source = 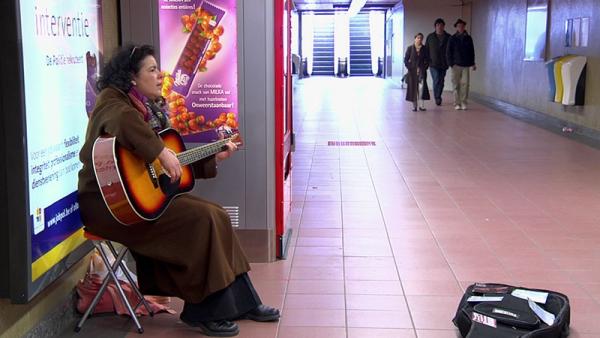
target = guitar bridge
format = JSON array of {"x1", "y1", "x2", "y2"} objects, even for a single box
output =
[{"x1": 146, "y1": 163, "x2": 159, "y2": 188}]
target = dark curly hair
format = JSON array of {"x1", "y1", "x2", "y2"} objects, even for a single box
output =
[{"x1": 96, "y1": 44, "x2": 155, "y2": 92}]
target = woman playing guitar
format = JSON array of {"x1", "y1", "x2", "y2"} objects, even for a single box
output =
[{"x1": 77, "y1": 44, "x2": 279, "y2": 337}]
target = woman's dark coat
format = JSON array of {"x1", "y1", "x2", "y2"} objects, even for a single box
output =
[{"x1": 404, "y1": 44, "x2": 431, "y2": 102}]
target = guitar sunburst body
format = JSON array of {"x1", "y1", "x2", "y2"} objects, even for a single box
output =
[{"x1": 93, "y1": 128, "x2": 236, "y2": 225}]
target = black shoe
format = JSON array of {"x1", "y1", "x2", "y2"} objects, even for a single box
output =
[
  {"x1": 435, "y1": 98, "x2": 442, "y2": 106},
  {"x1": 238, "y1": 304, "x2": 280, "y2": 322},
  {"x1": 412, "y1": 107, "x2": 418, "y2": 112},
  {"x1": 419, "y1": 107, "x2": 427, "y2": 111},
  {"x1": 180, "y1": 313, "x2": 240, "y2": 337}
]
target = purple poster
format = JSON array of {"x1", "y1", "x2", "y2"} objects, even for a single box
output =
[{"x1": 158, "y1": 0, "x2": 238, "y2": 142}]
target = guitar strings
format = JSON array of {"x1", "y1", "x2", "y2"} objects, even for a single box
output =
[{"x1": 154, "y1": 138, "x2": 232, "y2": 175}]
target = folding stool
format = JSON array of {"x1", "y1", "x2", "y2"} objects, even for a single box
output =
[{"x1": 75, "y1": 229, "x2": 153, "y2": 334}]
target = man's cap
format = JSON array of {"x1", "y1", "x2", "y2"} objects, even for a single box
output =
[{"x1": 454, "y1": 18, "x2": 467, "y2": 27}]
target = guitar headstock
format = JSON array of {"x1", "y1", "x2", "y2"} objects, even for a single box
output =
[{"x1": 216, "y1": 126, "x2": 243, "y2": 147}]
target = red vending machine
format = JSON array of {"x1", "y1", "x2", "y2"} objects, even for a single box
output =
[{"x1": 274, "y1": 0, "x2": 294, "y2": 258}]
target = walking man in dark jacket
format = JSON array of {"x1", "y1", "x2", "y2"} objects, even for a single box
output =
[
  {"x1": 446, "y1": 18, "x2": 476, "y2": 110},
  {"x1": 426, "y1": 18, "x2": 451, "y2": 106}
]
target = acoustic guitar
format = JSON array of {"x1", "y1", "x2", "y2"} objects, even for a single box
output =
[{"x1": 92, "y1": 128, "x2": 238, "y2": 225}]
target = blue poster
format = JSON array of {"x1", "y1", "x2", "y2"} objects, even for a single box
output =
[{"x1": 19, "y1": 0, "x2": 103, "y2": 281}]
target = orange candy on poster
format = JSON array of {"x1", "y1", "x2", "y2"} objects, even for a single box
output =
[
  {"x1": 213, "y1": 26, "x2": 224, "y2": 36},
  {"x1": 210, "y1": 41, "x2": 222, "y2": 53},
  {"x1": 201, "y1": 22, "x2": 210, "y2": 32},
  {"x1": 188, "y1": 119, "x2": 199, "y2": 131},
  {"x1": 226, "y1": 118, "x2": 237, "y2": 128},
  {"x1": 205, "y1": 51, "x2": 216, "y2": 60}
]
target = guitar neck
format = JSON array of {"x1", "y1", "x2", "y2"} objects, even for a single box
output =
[{"x1": 176, "y1": 138, "x2": 230, "y2": 166}]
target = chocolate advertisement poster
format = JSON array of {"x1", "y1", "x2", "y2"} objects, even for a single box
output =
[{"x1": 158, "y1": 0, "x2": 238, "y2": 142}]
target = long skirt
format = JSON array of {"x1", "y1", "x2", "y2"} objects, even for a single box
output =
[
  {"x1": 78, "y1": 192, "x2": 251, "y2": 304},
  {"x1": 182, "y1": 273, "x2": 261, "y2": 321},
  {"x1": 405, "y1": 70, "x2": 430, "y2": 107}
]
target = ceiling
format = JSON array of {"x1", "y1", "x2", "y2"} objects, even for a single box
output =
[{"x1": 293, "y1": 0, "x2": 400, "y2": 11}]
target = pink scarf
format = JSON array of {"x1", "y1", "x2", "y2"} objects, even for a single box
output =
[{"x1": 127, "y1": 87, "x2": 149, "y2": 121}]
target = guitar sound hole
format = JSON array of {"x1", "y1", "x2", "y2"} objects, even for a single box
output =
[{"x1": 158, "y1": 174, "x2": 180, "y2": 196}]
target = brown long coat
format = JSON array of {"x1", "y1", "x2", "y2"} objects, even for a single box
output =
[{"x1": 77, "y1": 87, "x2": 250, "y2": 303}]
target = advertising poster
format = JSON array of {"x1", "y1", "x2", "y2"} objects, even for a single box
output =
[
  {"x1": 158, "y1": 0, "x2": 238, "y2": 142},
  {"x1": 19, "y1": 0, "x2": 103, "y2": 281}
]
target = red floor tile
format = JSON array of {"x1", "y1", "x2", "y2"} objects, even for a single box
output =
[
  {"x1": 277, "y1": 326, "x2": 346, "y2": 338},
  {"x1": 399, "y1": 267, "x2": 457, "y2": 281},
  {"x1": 410, "y1": 310, "x2": 457, "y2": 330},
  {"x1": 287, "y1": 280, "x2": 345, "y2": 294},
  {"x1": 345, "y1": 267, "x2": 400, "y2": 281},
  {"x1": 347, "y1": 328, "x2": 416, "y2": 338},
  {"x1": 347, "y1": 310, "x2": 413, "y2": 329},
  {"x1": 346, "y1": 294, "x2": 408, "y2": 311},
  {"x1": 344, "y1": 256, "x2": 396, "y2": 268},
  {"x1": 293, "y1": 246, "x2": 343, "y2": 257},
  {"x1": 345, "y1": 280, "x2": 405, "y2": 295},
  {"x1": 296, "y1": 236, "x2": 343, "y2": 247},
  {"x1": 292, "y1": 255, "x2": 344, "y2": 267},
  {"x1": 290, "y1": 266, "x2": 345, "y2": 280},
  {"x1": 402, "y1": 280, "x2": 463, "y2": 296},
  {"x1": 279, "y1": 309, "x2": 346, "y2": 327},
  {"x1": 284, "y1": 294, "x2": 345, "y2": 310},
  {"x1": 298, "y1": 228, "x2": 343, "y2": 238},
  {"x1": 415, "y1": 329, "x2": 462, "y2": 337}
]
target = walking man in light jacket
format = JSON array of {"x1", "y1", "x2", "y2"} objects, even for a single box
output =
[{"x1": 446, "y1": 18, "x2": 476, "y2": 110}]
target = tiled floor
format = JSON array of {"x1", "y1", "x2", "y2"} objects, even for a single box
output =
[{"x1": 66, "y1": 77, "x2": 600, "y2": 337}]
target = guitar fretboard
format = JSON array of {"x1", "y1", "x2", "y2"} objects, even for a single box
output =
[{"x1": 176, "y1": 138, "x2": 231, "y2": 166}]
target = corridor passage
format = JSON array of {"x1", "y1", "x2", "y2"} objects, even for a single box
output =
[
  {"x1": 68, "y1": 77, "x2": 600, "y2": 337},
  {"x1": 275, "y1": 76, "x2": 600, "y2": 338}
]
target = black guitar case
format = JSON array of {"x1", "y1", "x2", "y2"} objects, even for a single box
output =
[{"x1": 453, "y1": 283, "x2": 570, "y2": 338}]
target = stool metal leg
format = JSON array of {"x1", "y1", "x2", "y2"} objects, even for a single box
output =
[
  {"x1": 75, "y1": 241, "x2": 144, "y2": 334},
  {"x1": 74, "y1": 242, "x2": 121, "y2": 332},
  {"x1": 96, "y1": 242, "x2": 145, "y2": 334},
  {"x1": 106, "y1": 242, "x2": 154, "y2": 316}
]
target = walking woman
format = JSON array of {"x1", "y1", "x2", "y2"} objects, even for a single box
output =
[{"x1": 404, "y1": 33, "x2": 431, "y2": 111}]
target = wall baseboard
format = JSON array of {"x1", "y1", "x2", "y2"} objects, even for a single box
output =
[
  {"x1": 23, "y1": 292, "x2": 79, "y2": 338},
  {"x1": 471, "y1": 92, "x2": 600, "y2": 150},
  {"x1": 234, "y1": 228, "x2": 276, "y2": 263}
]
